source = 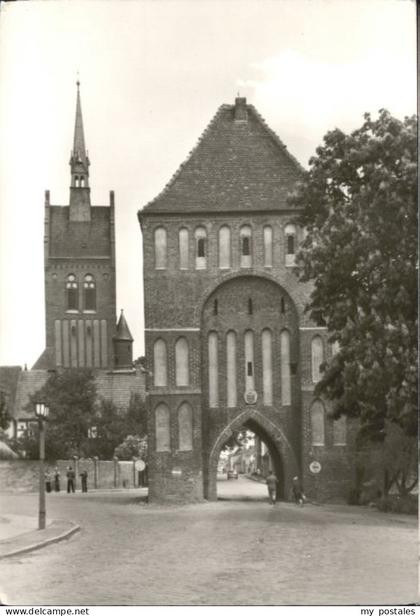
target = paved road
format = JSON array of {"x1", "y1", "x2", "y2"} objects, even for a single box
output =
[{"x1": 0, "y1": 478, "x2": 417, "y2": 605}]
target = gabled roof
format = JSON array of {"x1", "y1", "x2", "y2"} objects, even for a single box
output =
[{"x1": 139, "y1": 98, "x2": 304, "y2": 216}]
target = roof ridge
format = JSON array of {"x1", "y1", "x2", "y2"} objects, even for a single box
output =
[
  {"x1": 247, "y1": 105, "x2": 306, "y2": 174},
  {"x1": 140, "y1": 104, "x2": 228, "y2": 213}
]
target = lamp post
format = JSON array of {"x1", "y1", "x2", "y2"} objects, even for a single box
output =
[{"x1": 35, "y1": 403, "x2": 49, "y2": 530}]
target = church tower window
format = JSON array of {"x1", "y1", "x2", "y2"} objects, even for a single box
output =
[
  {"x1": 154, "y1": 227, "x2": 167, "y2": 269},
  {"x1": 178, "y1": 228, "x2": 189, "y2": 269},
  {"x1": 311, "y1": 400, "x2": 325, "y2": 446},
  {"x1": 218, "y1": 225, "x2": 231, "y2": 269},
  {"x1": 263, "y1": 226, "x2": 273, "y2": 267},
  {"x1": 244, "y1": 330, "x2": 255, "y2": 391},
  {"x1": 153, "y1": 339, "x2": 168, "y2": 387},
  {"x1": 226, "y1": 330, "x2": 237, "y2": 408},
  {"x1": 175, "y1": 337, "x2": 189, "y2": 387},
  {"x1": 66, "y1": 274, "x2": 78, "y2": 311},
  {"x1": 208, "y1": 332, "x2": 218, "y2": 407},
  {"x1": 83, "y1": 274, "x2": 96, "y2": 311},
  {"x1": 285, "y1": 224, "x2": 297, "y2": 266},
  {"x1": 155, "y1": 403, "x2": 170, "y2": 451},
  {"x1": 311, "y1": 336, "x2": 324, "y2": 383},
  {"x1": 280, "y1": 329, "x2": 291, "y2": 405},
  {"x1": 178, "y1": 402, "x2": 193, "y2": 451},
  {"x1": 195, "y1": 227, "x2": 207, "y2": 269},
  {"x1": 240, "y1": 225, "x2": 252, "y2": 267},
  {"x1": 262, "y1": 328, "x2": 273, "y2": 406}
]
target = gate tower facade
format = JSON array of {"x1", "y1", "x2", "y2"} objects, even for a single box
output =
[{"x1": 138, "y1": 97, "x2": 354, "y2": 503}]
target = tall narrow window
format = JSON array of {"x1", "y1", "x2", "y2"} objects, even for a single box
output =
[
  {"x1": 262, "y1": 329, "x2": 273, "y2": 406},
  {"x1": 226, "y1": 331, "x2": 237, "y2": 408},
  {"x1": 208, "y1": 332, "x2": 218, "y2": 407},
  {"x1": 280, "y1": 297, "x2": 286, "y2": 314},
  {"x1": 263, "y1": 226, "x2": 273, "y2": 267},
  {"x1": 66, "y1": 274, "x2": 78, "y2": 311},
  {"x1": 153, "y1": 339, "x2": 167, "y2": 387},
  {"x1": 219, "y1": 226, "x2": 231, "y2": 269},
  {"x1": 175, "y1": 337, "x2": 189, "y2": 387},
  {"x1": 154, "y1": 227, "x2": 167, "y2": 269},
  {"x1": 178, "y1": 402, "x2": 193, "y2": 451},
  {"x1": 285, "y1": 224, "x2": 297, "y2": 266},
  {"x1": 240, "y1": 225, "x2": 252, "y2": 268},
  {"x1": 155, "y1": 403, "x2": 170, "y2": 452},
  {"x1": 248, "y1": 298, "x2": 253, "y2": 315},
  {"x1": 333, "y1": 415, "x2": 347, "y2": 446},
  {"x1": 83, "y1": 274, "x2": 96, "y2": 311},
  {"x1": 280, "y1": 329, "x2": 291, "y2": 405},
  {"x1": 311, "y1": 400, "x2": 325, "y2": 446},
  {"x1": 213, "y1": 299, "x2": 218, "y2": 315},
  {"x1": 195, "y1": 227, "x2": 207, "y2": 269},
  {"x1": 244, "y1": 330, "x2": 255, "y2": 391},
  {"x1": 311, "y1": 336, "x2": 324, "y2": 383},
  {"x1": 179, "y1": 228, "x2": 189, "y2": 269}
]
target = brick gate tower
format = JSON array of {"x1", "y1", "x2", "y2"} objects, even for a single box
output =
[{"x1": 138, "y1": 98, "x2": 354, "y2": 503}]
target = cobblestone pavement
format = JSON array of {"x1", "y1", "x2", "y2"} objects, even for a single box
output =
[{"x1": 0, "y1": 479, "x2": 417, "y2": 606}]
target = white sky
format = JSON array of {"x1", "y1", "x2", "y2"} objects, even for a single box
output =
[{"x1": 0, "y1": 0, "x2": 416, "y2": 367}]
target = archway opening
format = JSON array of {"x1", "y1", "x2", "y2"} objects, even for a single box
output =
[{"x1": 215, "y1": 419, "x2": 284, "y2": 502}]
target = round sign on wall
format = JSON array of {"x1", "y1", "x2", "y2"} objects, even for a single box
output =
[
  {"x1": 135, "y1": 459, "x2": 146, "y2": 472},
  {"x1": 309, "y1": 461, "x2": 322, "y2": 474},
  {"x1": 244, "y1": 390, "x2": 258, "y2": 405}
]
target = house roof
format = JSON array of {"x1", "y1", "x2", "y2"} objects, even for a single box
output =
[{"x1": 139, "y1": 98, "x2": 304, "y2": 216}]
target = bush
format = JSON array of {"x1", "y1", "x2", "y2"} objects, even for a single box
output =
[{"x1": 376, "y1": 495, "x2": 418, "y2": 515}]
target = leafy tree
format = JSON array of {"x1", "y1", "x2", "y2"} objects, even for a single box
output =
[
  {"x1": 0, "y1": 390, "x2": 11, "y2": 431},
  {"x1": 357, "y1": 421, "x2": 417, "y2": 498},
  {"x1": 25, "y1": 369, "x2": 97, "y2": 459},
  {"x1": 290, "y1": 110, "x2": 417, "y2": 439},
  {"x1": 114, "y1": 435, "x2": 147, "y2": 461}
]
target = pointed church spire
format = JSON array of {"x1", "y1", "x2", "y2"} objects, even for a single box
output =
[
  {"x1": 72, "y1": 81, "x2": 88, "y2": 165},
  {"x1": 69, "y1": 80, "x2": 91, "y2": 219},
  {"x1": 115, "y1": 310, "x2": 134, "y2": 341},
  {"x1": 113, "y1": 310, "x2": 134, "y2": 369}
]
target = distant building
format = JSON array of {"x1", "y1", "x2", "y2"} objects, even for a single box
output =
[
  {"x1": 3, "y1": 83, "x2": 144, "y2": 440},
  {"x1": 139, "y1": 97, "x2": 356, "y2": 503}
]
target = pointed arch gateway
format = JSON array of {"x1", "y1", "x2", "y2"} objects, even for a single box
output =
[{"x1": 205, "y1": 408, "x2": 299, "y2": 502}]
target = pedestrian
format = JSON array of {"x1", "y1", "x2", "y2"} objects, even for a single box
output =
[
  {"x1": 266, "y1": 470, "x2": 277, "y2": 505},
  {"x1": 66, "y1": 466, "x2": 75, "y2": 493},
  {"x1": 292, "y1": 476, "x2": 305, "y2": 506},
  {"x1": 45, "y1": 470, "x2": 52, "y2": 493},
  {"x1": 80, "y1": 469, "x2": 88, "y2": 493},
  {"x1": 54, "y1": 467, "x2": 60, "y2": 492}
]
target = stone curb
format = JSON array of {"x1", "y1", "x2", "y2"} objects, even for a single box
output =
[{"x1": 0, "y1": 520, "x2": 80, "y2": 560}]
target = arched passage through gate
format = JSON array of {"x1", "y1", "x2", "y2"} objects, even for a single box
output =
[{"x1": 205, "y1": 408, "x2": 299, "y2": 502}]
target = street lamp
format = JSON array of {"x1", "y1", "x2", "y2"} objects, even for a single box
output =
[{"x1": 35, "y1": 403, "x2": 49, "y2": 530}]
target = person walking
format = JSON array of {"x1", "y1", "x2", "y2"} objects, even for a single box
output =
[
  {"x1": 292, "y1": 476, "x2": 305, "y2": 506},
  {"x1": 80, "y1": 470, "x2": 88, "y2": 493},
  {"x1": 266, "y1": 470, "x2": 277, "y2": 505},
  {"x1": 66, "y1": 466, "x2": 75, "y2": 493},
  {"x1": 54, "y1": 467, "x2": 60, "y2": 492}
]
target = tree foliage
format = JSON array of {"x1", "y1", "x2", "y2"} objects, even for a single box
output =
[
  {"x1": 290, "y1": 110, "x2": 417, "y2": 439},
  {"x1": 20, "y1": 371, "x2": 148, "y2": 460},
  {"x1": 26, "y1": 369, "x2": 97, "y2": 459},
  {"x1": 114, "y1": 435, "x2": 148, "y2": 461}
]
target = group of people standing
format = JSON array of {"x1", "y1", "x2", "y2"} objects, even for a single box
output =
[{"x1": 44, "y1": 466, "x2": 88, "y2": 493}]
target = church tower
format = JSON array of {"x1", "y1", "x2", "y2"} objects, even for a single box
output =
[{"x1": 34, "y1": 82, "x2": 118, "y2": 370}]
